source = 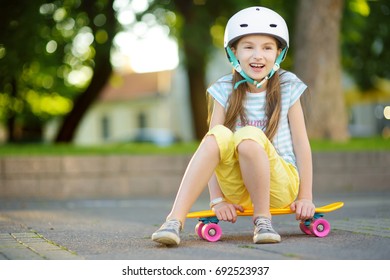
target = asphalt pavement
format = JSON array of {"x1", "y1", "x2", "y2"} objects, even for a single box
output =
[{"x1": 0, "y1": 191, "x2": 389, "y2": 260}]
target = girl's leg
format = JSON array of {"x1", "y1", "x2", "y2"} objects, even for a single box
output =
[
  {"x1": 152, "y1": 125, "x2": 233, "y2": 245},
  {"x1": 236, "y1": 139, "x2": 271, "y2": 219},
  {"x1": 166, "y1": 134, "x2": 220, "y2": 224},
  {"x1": 234, "y1": 127, "x2": 281, "y2": 243},
  {"x1": 237, "y1": 138, "x2": 281, "y2": 243}
]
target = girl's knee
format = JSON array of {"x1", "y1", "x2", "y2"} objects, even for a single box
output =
[
  {"x1": 206, "y1": 125, "x2": 235, "y2": 162},
  {"x1": 236, "y1": 139, "x2": 264, "y2": 157},
  {"x1": 233, "y1": 126, "x2": 268, "y2": 149},
  {"x1": 199, "y1": 135, "x2": 220, "y2": 159},
  {"x1": 208, "y1": 125, "x2": 233, "y2": 138},
  {"x1": 207, "y1": 125, "x2": 234, "y2": 146}
]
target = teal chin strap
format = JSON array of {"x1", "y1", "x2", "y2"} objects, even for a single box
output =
[{"x1": 226, "y1": 47, "x2": 287, "y2": 90}]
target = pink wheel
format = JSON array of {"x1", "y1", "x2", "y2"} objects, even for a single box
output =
[
  {"x1": 299, "y1": 221, "x2": 312, "y2": 235},
  {"x1": 201, "y1": 223, "x2": 222, "y2": 242},
  {"x1": 195, "y1": 222, "x2": 205, "y2": 239},
  {"x1": 310, "y1": 218, "x2": 331, "y2": 237}
]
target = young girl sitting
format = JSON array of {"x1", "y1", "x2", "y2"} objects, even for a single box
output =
[{"x1": 152, "y1": 6, "x2": 315, "y2": 245}]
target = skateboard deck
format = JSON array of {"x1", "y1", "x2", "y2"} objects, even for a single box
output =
[{"x1": 186, "y1": 201, "x2": 344, "y2": 242}]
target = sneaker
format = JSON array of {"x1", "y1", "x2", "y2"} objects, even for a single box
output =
[
  {"x1": 253, "y1": 216, "x2": 281, "y2": 244},
  {"x1": 152, "y1": 219, "x2": 182, "y2": 245}
]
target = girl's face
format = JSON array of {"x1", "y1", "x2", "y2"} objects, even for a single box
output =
[{"x1": 233, "y1": 34, "x2": 281, "y2": 91}]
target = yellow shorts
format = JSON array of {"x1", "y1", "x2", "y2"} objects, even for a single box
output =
[{"x1": 207, "y1": 125, "x2": 299, "y2": 209}]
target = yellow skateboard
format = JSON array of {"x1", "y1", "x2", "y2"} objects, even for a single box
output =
[{"x1": 186, "y1": 201, "x2": 344, "y2": 242}]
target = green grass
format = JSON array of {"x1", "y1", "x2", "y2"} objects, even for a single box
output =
[
  {"x1": 0, "y1": 142, "x2": 199, "y2": 156},
  {"x1": 0, "y1": 137, "x2": 388, "y2": 156},
  {"x1": 309, "y1": 137, "x2": 390, "y2": 151}
]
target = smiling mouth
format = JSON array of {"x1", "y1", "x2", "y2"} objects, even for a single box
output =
[{"x1": 250, "y1": 63, "x2": 265, "y2": 69}]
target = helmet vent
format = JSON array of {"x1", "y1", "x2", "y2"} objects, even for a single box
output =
[
  {"x1": 240, "y1": 24, "x2": 248, "y2": 28},
  {"x1": 270, "y1": 24, "x2": 277, "y2": 28}
]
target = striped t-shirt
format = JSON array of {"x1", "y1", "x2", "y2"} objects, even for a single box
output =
[{"x1": 207, "y1": 70, "x2": 307, "y2": 167}]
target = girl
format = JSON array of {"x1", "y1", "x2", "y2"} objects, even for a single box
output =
[{"x1": 152, "y1": 6, "x2": 315, "y2": 245}]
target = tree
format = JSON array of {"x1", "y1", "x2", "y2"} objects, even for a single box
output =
[
  {"x1": 294, "y1": 0, "x2": 349, "y2": 140},
  {"x1": 0, "y1": 0, "x2": 117, "y2": 143},
  {"x1": 0, "y1": 0, "x2": 51, "y2": 142},
  {"x1": 2, "y1": 0, "x2": 385, "y2": 144},
  {"x1": 342, "y1": 0, "x2": 390, "y2": 90},
  {"x1": 138, "y1": 0, "x2": 232, "y2": 139},
  {"x1": 55, "y1": 0, "x2": 116, "y2": 142}
]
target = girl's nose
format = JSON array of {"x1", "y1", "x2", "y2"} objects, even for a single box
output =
[{"x1": 252, "y1": 48, "x2": 263, "y2": 59}]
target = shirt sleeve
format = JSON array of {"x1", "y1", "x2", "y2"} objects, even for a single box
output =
[
  {"x1": 288, "y1": 74, "x2": 307, "y2": 108},
  {"x1": 290, "y1": 81, "x2": 307, "y2": 107},
  {"x1": 207, "y1": 75, "x2": 232, "y2": 108}
]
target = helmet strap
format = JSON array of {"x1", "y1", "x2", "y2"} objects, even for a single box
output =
[
  {"x1": 266, "y1": 47, "x2": 287, "y2": 80},
  {"x1": 226, "y1": 46, "x2": 288, "y2": 90}
]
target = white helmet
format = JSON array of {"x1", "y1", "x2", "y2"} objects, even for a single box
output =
[
  {"x1": 224, "y1": 6, "x2": 289, "y2": 54},
  {"x1": 224, "y1": 7, "x2": 289, "y2": 89}
]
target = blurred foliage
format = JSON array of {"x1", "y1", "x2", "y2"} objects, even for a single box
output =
[
  {"x1": 0, "y1": 0, "x2": 115, "y2": 142},
  {"x1": 342, "y1": 0, "x2": 390, "y2": 90},
  {"x1": 0, "y1": 0, "x2": 389, "y2": 143}
]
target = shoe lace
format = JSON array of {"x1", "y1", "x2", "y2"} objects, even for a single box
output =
[
  {"x1": 254, "y1": 217, "x2": 273, "y2": 232},
  {"x1": 163, "y1": 219, "x2": 182, "y2": 231}
]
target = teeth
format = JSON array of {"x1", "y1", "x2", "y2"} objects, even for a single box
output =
[{"x1": 250, "y1": 63, "x2": 264, "y2": 68}]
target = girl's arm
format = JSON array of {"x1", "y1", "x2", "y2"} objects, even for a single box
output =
[
  {"x1": 209, "y1": 100, "x2": 226, "y2": 129},
  {"x1": 288, "y1": 97, "x2": 316, "y2": 220},
  {"x1": 207, "y1": 101, "x2": 226, "y2": 200},
  {"x1": 207, "y1": 101, "x2": 243, "y2": 222}
]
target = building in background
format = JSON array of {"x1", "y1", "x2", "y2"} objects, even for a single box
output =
[{"x1": 44, "y1": 68, "x2": 194, "y2": 145}]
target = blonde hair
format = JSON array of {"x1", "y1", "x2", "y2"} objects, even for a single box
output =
[{"x1": 207, "y1": 70, "x2": 282, "y2": 142}]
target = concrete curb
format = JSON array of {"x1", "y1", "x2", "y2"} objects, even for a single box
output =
[{"x1": 1, "y1": 152, "x2": 389, "y2": 200}]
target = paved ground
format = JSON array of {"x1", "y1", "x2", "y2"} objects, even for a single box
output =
[{"x1": 0, "y1": 191, "x2": 389, "y2": 261}]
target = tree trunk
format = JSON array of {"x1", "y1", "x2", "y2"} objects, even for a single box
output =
[
  {"x1": 186, "y1": 61, "x2": 208, "y2": 140},
  {"x1": 175, "y1": 0, "x2": 209, "y2": 140},
  {"x1": 54, "y1": 60, "x2": 112, "y2": 143},
  {"x1": 294, "y1": 0, "x2": 349, "y2": 140},
  {"x1": 55, "y1": 0, "x2": 116, "y2": 143}
]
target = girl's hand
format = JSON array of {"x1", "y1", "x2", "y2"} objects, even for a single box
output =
[
  {"x1": 212, "y1": 202, "x2": 244, "y2": 223},
  {"x1": 290, "y1": 199, "x2": 315, "y2": 221}
]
